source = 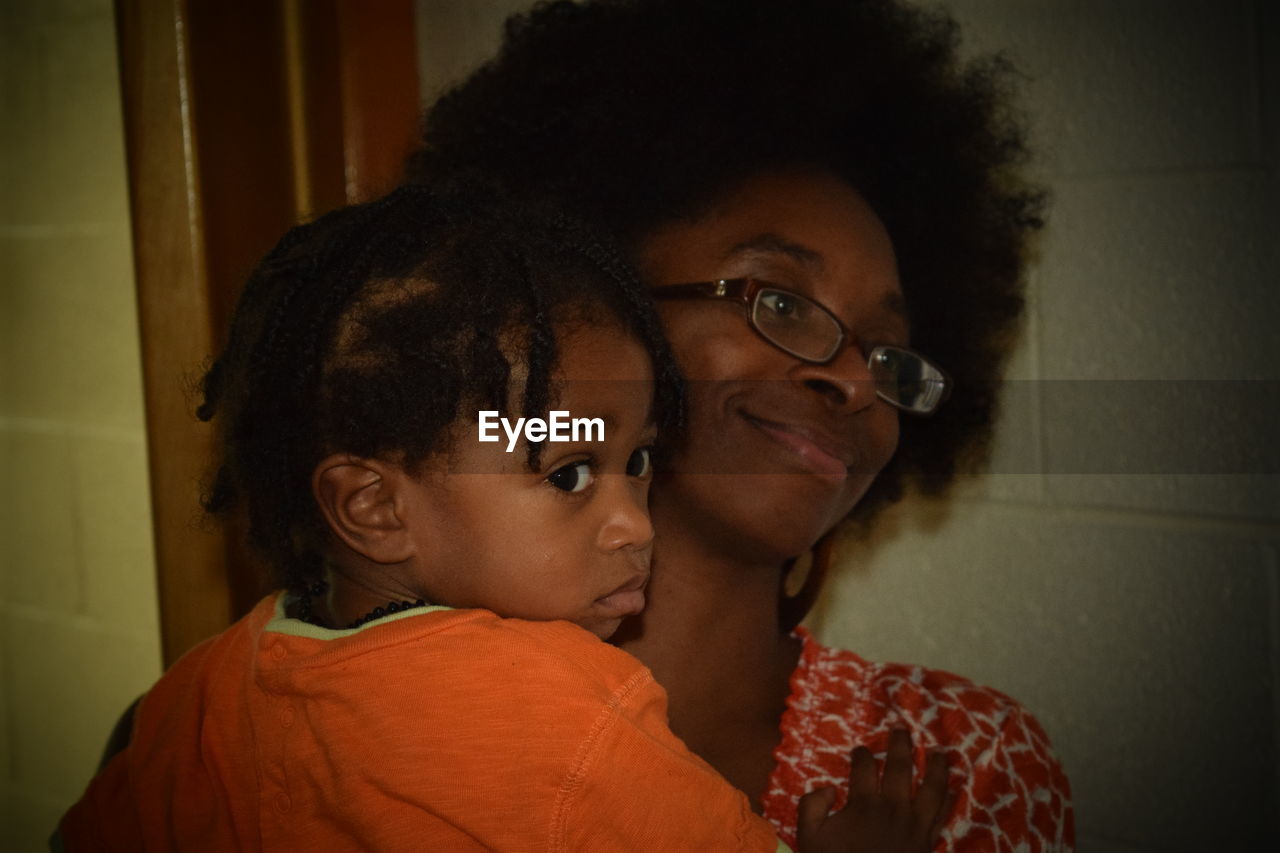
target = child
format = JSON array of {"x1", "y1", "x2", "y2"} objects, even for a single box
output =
[{"x1": 59, "y1": 182, "x2": 949, "y2": 851}]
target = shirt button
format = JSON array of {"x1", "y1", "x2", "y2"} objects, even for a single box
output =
[
  {"x1": 271, "y1": 643, "x2": 287, "y2": 660},
  {"x1": 275, "y1": 792, "x2": 291, "y2": 812},
  {"x1": 280, "y1": 706, "x2": 295, "y2": 728}
]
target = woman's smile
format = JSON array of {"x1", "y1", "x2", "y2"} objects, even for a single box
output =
[{"x1": 739, "y1": 410, "x2": 854, "y2": 483}]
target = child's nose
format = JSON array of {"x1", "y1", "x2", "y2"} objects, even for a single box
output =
[{"x1": 597, "y1": 482, "x2": 655, "y2": 552}]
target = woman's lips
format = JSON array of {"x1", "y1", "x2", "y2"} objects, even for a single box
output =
[{"x1": 744, "y1": 414, "x2": 851, "y2": 482}]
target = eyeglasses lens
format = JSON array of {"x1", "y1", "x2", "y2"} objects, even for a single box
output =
[
  {"x1": 870, "y1": 346, "x2": 947, "y2": 414},
  {"x1": 750, "y1": 288, "x2": 842, "y2": 363},
  {"x1": 747, "y1": 286, "x2": 947, "y2": 414}
]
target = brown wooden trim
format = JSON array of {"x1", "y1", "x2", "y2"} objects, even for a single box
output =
[
  {"x1": 117, "y1": 0, "x2": 420, "y2": 666},
  {"x1": 115, "y1": 0, "x2": 233, "y2": 665},
  {"x1": 283, "y1": 0, "x2": 347, "y2": 219},
  {"x1": 333, "y1": 0, "x2": 421, "y2": 203}
]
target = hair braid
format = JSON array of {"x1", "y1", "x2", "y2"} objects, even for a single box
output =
[{"x1": 200, "y1": 179, "x2": 682, "y2": 588}]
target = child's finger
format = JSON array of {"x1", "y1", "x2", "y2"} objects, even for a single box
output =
[
  {"x1": 848, "y1": 745, "x2": 878, "y2": 797},
  {"x1": 881, "y1": 728, "x2": 915, "y2": 802},
  {"x1": 796, "y1": 785, "x2": 837, "y2": 846},
  {"x1": 912, "y1": 750, "x2": 950, "y2": 823}
]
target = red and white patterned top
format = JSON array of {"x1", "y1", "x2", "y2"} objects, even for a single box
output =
[{"x1": 763, "y1": 627, "x2": 1074, "y2": 852}]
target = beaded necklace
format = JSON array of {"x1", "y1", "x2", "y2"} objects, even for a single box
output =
[{"x1": 293, "y1": 580, "x2": 429, "y2": 630}]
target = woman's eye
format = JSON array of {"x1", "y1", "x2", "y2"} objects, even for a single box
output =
[
  {"x1": 761, "y1": 293, "x2": 797, "y2": 317},
  {"x1": 547, "y1": 461, "x2": 593, "y2": 493},
  {"x1": 626, "y1": 447, "x2": 653, "y2": 479}
]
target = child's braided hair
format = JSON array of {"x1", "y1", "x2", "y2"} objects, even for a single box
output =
[{"x1": 198, "y1": 179, "x2": 683, "y2": 593}]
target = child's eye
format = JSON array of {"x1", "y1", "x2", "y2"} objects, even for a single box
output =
[
  {"x1": 547, "y1": 460, "x2": 594, "y2": 493},
  {"x1": 626, "y1": 447, "x2": 653, "y2": 479}
]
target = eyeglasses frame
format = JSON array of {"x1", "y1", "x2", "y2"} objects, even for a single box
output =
[{"x1": 651, "y1": 278, "x2": 952, "y2": 414}]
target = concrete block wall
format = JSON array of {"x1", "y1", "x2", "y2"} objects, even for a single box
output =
[
  {"x1": 0, "y1": 0, "x2": 162, "y2": 849},
  {"x1": 813, "y1": 1, "x2": 1279, "y2": 850}
]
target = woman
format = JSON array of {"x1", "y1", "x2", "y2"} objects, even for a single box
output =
[{"x1": 409, "y1": 0, "x2": 1072, "y2": 849}]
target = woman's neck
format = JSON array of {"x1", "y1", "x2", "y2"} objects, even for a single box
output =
[
  {"x1": 614, "y1": 501, "x2": 800, "y2": 731},
  {"x1": 614, "y1": 500, "x2": 803, "y2": 807}
]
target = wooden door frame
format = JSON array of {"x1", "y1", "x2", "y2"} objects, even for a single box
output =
[{"x1": 114, "y1": 0, "x2": 420, "y2": 666}]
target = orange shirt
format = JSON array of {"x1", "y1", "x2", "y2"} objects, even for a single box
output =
[{"x1": 61, "y1": 594, "x2": 784, "y2": 852}]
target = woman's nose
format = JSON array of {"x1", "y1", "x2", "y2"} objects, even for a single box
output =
[
  {"x1": 597, "y1": 481, "x2": 655, "y2": 552},
  {"x1": 790, "y1": 346, "x2": 877, "y2": 411}
]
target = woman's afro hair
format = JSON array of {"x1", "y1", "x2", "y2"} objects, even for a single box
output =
[
  {"x1": 408, "y1": 0, "x2": 1045, "y2": 523},
  {"x1": 198, "y1": 178, "x2": 682, "y2": 592}
]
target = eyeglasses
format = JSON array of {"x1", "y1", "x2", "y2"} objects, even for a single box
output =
[{"x1": 652, "y1": 278, "x2": 951, "y2": 415}]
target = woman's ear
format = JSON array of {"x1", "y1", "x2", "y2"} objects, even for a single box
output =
[{"x1": 312, "y1": 455, "x2": 415, "y2": 564}]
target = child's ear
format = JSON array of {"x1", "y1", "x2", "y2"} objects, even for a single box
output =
[{"x1": 312, "y1": 455, "x2": 415, "y2": 564}]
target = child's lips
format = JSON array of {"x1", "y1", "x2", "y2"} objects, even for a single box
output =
[{"x1": 597, "y1": 575, "x2": 648, "y2": 616}]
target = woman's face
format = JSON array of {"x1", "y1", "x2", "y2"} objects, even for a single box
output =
[{"x1": 640, "y1": 168, "x2": 905, "y2": 562}]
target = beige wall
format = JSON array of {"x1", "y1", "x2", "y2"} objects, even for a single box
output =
[
  {"x1": 415, "y1": 0, "x2": 532, "y2": 104},
  {"x1": 0, "y1": 0, "x2": 162, "y2": 849},
  {"x1": 416, "y1": 2, "x2": 1280, "y2": 851}
]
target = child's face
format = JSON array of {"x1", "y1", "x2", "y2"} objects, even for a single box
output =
[{"x1": 402, "y1": 324, "x2": 657, "y2": 639}]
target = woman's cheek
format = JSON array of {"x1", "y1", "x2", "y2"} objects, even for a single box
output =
[
  {"x1": 870, "y1": 406, "x2": 901, "y2": 473},
  {"x1": 663, "y1": 324, "x2": 746, "y2": 382}
]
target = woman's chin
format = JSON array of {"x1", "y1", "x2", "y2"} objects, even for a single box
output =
[{"x1": 655, "y1": 470, "x2": 864, "y2": 565}]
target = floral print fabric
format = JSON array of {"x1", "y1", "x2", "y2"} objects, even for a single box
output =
[{"x1": 763, "y1": 627, "x2": 1074, "y2": 852}]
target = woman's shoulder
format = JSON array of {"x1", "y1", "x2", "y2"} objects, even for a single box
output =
[{"x1": 767, "y1": 627, "x2": 1074, "y2": 852}]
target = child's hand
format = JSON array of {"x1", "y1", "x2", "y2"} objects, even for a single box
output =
[{"x1": 796, "y1": 728, "x2": 952, "y2": 853}]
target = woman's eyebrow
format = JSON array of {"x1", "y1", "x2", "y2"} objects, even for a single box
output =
[
  {"x1": 728, "y1": 233, "x2": 908, "y2": 320},
  {"x1": 725, "y1": 233, "x2": 824, "y2": 271}
]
